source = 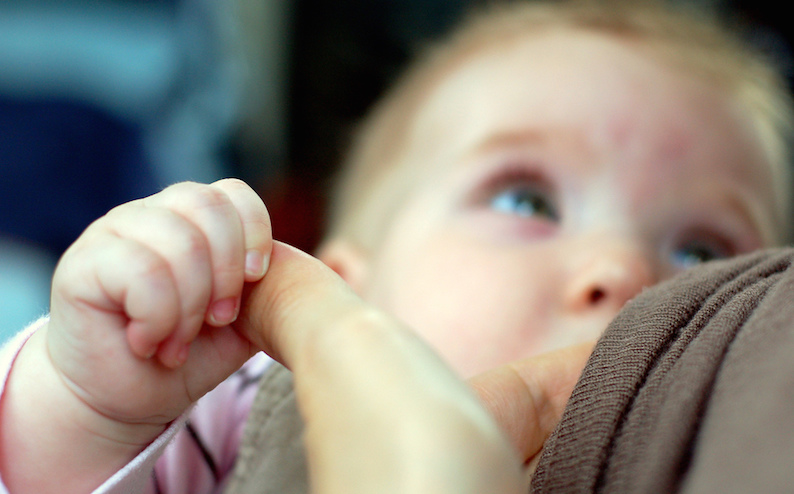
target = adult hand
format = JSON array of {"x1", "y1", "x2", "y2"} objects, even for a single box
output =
[
  {"x1": 237, "y1": 242, "x2": 591, "y2": 493},
  {"x1": 469, "y1": 343, "x2": 593, "y2": 477}
]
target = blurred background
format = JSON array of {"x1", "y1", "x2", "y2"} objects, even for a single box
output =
[{"x1": 1, "y1": 0, "x2": 791, "y2": 340}]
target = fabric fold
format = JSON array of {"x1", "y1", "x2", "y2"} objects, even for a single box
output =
[{"x1": 531, "y1": 248, "x2": 794, "y2": 493}]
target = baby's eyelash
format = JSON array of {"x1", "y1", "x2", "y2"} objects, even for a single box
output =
[
  {"x1": 470, "y1": 163, "x2": 553, "y2": 204},
  {"x1": 670, "y1": 229, "x2": 736, "y2": 265}
]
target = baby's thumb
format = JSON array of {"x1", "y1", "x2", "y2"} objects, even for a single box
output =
[{"x1": 467, "y1": 342, "x2": 594, "y2": 465}]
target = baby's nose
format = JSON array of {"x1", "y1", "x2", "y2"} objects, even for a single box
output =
[{"x1": 564, "y1": 241, "x2": 656, "y2": 315}]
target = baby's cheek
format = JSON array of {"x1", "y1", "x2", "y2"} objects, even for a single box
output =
[{"x1": 409, "y1": 257, "x2": 554, "y2": 374}]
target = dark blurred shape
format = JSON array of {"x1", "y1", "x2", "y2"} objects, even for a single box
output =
[
  {"x1": 268, "y1": 0, "x2": 481, "y2": 252},
  {"x1": 0, "y1": 0, "x2": 252, "y2": 336},
  {"x1": 0, "y1": 98, "x2": 155, "y2": 255},
  {"x1": 1, "y1": 0, "x2": 791, "y2": 336}
]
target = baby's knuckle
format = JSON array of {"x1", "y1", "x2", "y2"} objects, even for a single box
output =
[
  {"x1": 178, "y1": 228, "x2": 211, "y2": 262},
  {"x1": 216, "y1": 177, "x2": 249, "y2": 191},
  {"x1": 133, "y1": 250, "x2": 172, "y2": 284},
  {"x1": 187, "y1": 185, "x2": 232, "y2": 212},
  {"x1": 213, "y1": 262, "x2": 244, "y2": 286}
]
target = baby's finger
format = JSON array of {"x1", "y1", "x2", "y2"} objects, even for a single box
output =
[
  {"x1": 146, "y1": 182, "x2": 246, "y2": 329},
  {"x1": 55, "y1": 233, "x2": 182, "y2": 360},
  {"x1": 100, "y1": 203, "x2": 214, "y2": 367},
  {"x1": 211, "y1": 178, "x2": 272, "y2": 282},
  {"x1": 108, "y1": 244, "x2": 183, "y2": 359}
]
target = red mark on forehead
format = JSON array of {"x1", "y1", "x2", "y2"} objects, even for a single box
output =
[
  {"x1": 599, "y1": 114, "x2": 698, "y2": 212},
  {"x1": 656, "y1": 124, "x2": 693, "y2": 162},
  {"x1": 606, "y1": 116, "x2": 633, "y2": 147},
  {"x1": 604, "y1": 111, "x2": 693, "y2": 162}
]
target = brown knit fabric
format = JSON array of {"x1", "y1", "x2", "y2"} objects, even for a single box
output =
[
  {"x1": 531, "y1": 248, "x2": 794, "y2": 493},
  {"x1": 225, "y1": 249, "x2": 794, "y2": 493},
  {"x1": 224, "y1": 363, "x2": 309, "y2": 494}
]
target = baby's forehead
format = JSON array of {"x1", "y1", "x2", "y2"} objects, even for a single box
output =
[
  {"x1": 424, "y1": 30, "x2": 777, "y2": 156},
  {"x1": 337, "y1": 17, "x2": 792, "y2": 248},
  {"x1": 406, "y1": 30, "x2": 744, "y2": 160},
  {"x1": 387, "y1": 35, "x2": 778, "y2": 231}
]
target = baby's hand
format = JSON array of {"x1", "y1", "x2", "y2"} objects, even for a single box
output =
[
  {"x1": 0, "y1": 179, "x2": 272, "y2": 493},
  {"x1": 48, "y1": 178, "x2": 271, "y2": 428}
]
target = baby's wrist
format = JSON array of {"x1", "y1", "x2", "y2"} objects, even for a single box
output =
[{"x1": 2, "y1": 328, "x2": 165, "y2": 489}]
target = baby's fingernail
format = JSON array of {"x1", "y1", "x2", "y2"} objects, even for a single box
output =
[
  {"x1": 160, "y1": 342, "x2": 191, "y2": 369},
  {"x1": 169, "y1": 344, "x2": 191, "y2": 368},
  {"x1": 177, "y1": 344, "x2": 190, "y2": 365},
  {"x1": 245, "y1": 250, "x2": 269, "y2": 278},
  {"x1": 143, "y1": 342, "x2": 158, "y2": 359},
  {"x1": 209, "y1": 297, "x2": 240, "y2": 326}
]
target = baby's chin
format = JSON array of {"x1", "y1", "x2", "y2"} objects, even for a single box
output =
[{"x1": 453, "y1": 332, "x2": 605, "y2": 378}]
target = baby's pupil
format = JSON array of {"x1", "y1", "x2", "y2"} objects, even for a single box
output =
[
  {"x1": 492, "y1": 187, "x2": 557, "y2": 220},
  {"x1": 676, "y1": 244, "x2": 720, "y2": 267}
]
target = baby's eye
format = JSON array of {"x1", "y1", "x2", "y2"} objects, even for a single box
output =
[
  {"x1": 489, "y1": 184, "x2": 559, "y2": 221},
  {"x1": 671, "y1": 238, "x2": 731, "y2": 269}
]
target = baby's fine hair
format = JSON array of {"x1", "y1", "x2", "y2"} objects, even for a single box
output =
[{"x1": 325, "y1": 0, "x2": 794, "y2": 249}]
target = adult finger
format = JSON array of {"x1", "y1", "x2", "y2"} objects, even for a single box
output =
[
  {"x1": 235, "y1": 241, "x2": 361, "y2": 364},
  {"x1": 235, "y1": 242, "x2": 524, "y2": 494},
  {"x1": 467, "y1": 342, "x2": 594, "y2": 465},
  {"x1": 211, "y1": 178, "x2": 272, "y2": 282}
]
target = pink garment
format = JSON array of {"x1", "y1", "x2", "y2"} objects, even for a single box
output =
[{"x1": 0, "y1": 317, "x2": 271, "y2": 494}]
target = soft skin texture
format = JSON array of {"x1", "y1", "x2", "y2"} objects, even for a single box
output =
[
  {"x1": 0, "y1": 28, "x2": 782, "y2": 494},
  {"x1": 325, "y1": 30, "x2": 777, "y2": 378},
  {"x1": 237, "y1": 242, "x2": 595, "y2": 493},
  {"x1": 0, "y1": 180, "x2": 272, "y2": 493},
  {"x1": 0, "y1": 180, "x2": 589, "y2": 494}
]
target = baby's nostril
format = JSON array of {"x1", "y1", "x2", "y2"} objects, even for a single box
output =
[{"x1": 589, "y1": 288, "x2": 606, "y2": 304}]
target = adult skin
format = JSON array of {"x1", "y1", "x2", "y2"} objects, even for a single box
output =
[{"x1": 237, "y1": 242, "x2": 592, "y2": 494}]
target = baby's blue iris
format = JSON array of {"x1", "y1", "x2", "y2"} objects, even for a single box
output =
[
  {"x1": 672, "y1": 241, "x2": 726, "y2": 268},
  {"x1": 490, "y1": 185, "x2": 559, "y2": 221}
]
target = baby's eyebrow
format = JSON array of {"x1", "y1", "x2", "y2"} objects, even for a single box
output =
[
  {"x1": 473, "y1": 129, "x2": 549, "y2": 155},
  {"x1": 470, "y1": 127, "x2": 594, "y2": 165},
  {"x1": 680, "y1": 185, "x2": 772, "y2": 243},
  {"x1": 721, "y1": 189, "x2": 778, "y2": 244}
]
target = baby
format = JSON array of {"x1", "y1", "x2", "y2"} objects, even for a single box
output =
[{"x1": 1, "y1": 0, "x2": 791, "y2": 492}]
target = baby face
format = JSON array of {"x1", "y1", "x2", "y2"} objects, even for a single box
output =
[{"x1": 351, "y1": 30, "x2": 778, "y2": 377}]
